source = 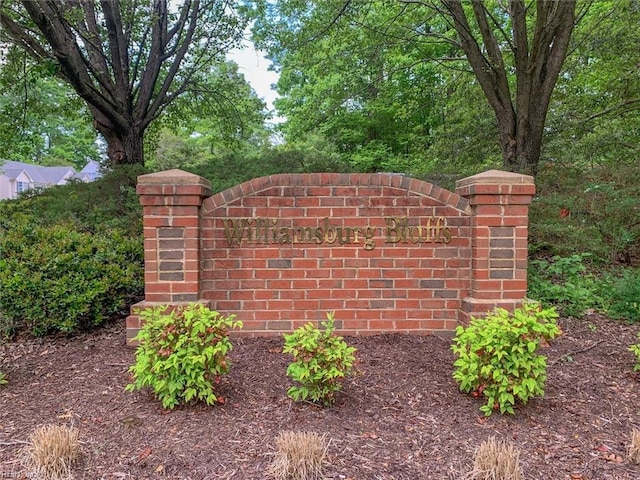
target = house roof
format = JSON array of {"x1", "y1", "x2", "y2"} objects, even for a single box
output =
[
  {"x1": 1, "y1": 160, "x2": 75, "y2": 185},
  {"x1": 2, "y1": 167, "x2": 34, "y2": 182},
  {"x1": 79, "y1": 160, "x2": 101, "y2": 175}
]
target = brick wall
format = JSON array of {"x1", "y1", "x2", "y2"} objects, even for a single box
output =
[{"x1": 126, "y1": 169, "x2": 534, "y2": 343}]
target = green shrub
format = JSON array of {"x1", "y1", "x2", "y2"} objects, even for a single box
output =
[
  {"x1": 452, "y1": 302, "x2": 561, "y2": 416},
  {"x1": 126, "y1": 304, "x2": 242, "y2": 409},
  {"x1": 606, "y1": 269, "x2": 640, "y2": 323},
  {"x1": 0, "y1": 222, "x2": 143, "y2": 337},
  {"x1": 283, "y1": 312, "x2": 357, "y2": 407},
  {"x1": 527, "y1": 254, "x2": 604, "y2": 317},
  {"x1": 0, "y1": 371, "x2": 7, "y2": 386},
  {"x1": 630, "y1": 333, "x2": 640, "y2": 372}
]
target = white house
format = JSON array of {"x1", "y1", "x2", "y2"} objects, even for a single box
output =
[{"x1": 0, "y1": 160, "x2": 102, "y2": 200}]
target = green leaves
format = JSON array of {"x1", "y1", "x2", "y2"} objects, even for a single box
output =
[
  {"x1": 126, "y1": 304, "x2": 242, "y2": 410},
  {"x1": 629, "y1": 334, "x2": 640, "y2": 372},
  {"x1": 0, "y1": 49, "x2": 101, "y2": 167},
  {"x1": 606, "y1": 269, "x2": 640, "y2": 323},
  {"x1": 0, "y1": 221, "x2": 143, "y2": 337},
  {"x1": 452, "y1": 302, "x2": 561, "y2": 416},
  {"x1": 283, "y1": 312, "x2": 357, "y2": 407},
  {"x1": 527, "y1": 254, "x2": 597, "y2": 317},
  {"x1": 251, "y1": 0, "x2": 447, "y2": 174}
]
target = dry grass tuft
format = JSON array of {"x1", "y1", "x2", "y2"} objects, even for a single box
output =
[
  {"x1": 470, "y1": 436, "x2": 524, "y2": 480},
  {"x1": 21, "y1": 424, "x2": 82, "y2": 480},
  {"x1": 628, "y1": 428, "x2": 640, "y2": 464},
  {"x1": 267, "y1": 430, "x2": 329, "y2": 480}
]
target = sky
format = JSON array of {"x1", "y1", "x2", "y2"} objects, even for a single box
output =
[{"x1": 228, "y1": 40, "x2": 282, "y2": 124}]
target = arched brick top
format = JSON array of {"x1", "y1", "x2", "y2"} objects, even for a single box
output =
[{"x1": 201, "y1": 173, "x2": 471, "y2": 216}]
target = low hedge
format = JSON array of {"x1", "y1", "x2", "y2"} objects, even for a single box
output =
[{"x1": 0, "y1": 221, "x2": 143, "y2": 337}]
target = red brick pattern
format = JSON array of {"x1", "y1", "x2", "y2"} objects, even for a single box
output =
[
  {"x1": 126, "y1": 169, "x2": 534, "y2": 343},
  {"x1": 199, "y1": 173, "x2": 471, "y2": 337}
]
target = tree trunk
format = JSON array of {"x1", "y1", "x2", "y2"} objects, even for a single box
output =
[
  {"x1": 499, "y1": 115, "x2": 545, "y2": 177},
  {"x1": 91, "y1": 109, "x2": 145, "y2": 166},
  {"x1": 441, "y1": 0, "x2": 576, "y2": 177}
]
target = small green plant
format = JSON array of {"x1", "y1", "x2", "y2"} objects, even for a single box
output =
[
  {"x1": 607, "y1": 269, "x2": 640, "y2": 323},
  {"x1": 527, "y1": 253, "x2": 603, "y2": 317},
  {"x1": 126, "y1": 304, "x2": 242, "y2": 409},
  {"x1": 283, "y1": 312, "x2": 357, "y2": 407},
  {"x1": 452, "y1": 302, "x2": 561, "y2": 416},
  {"x1": 629, "y1": 333, "x2": 640, "y2": 372},
  {"x1": 0, "y1": 371, "x2": 7, "y2": 385}
]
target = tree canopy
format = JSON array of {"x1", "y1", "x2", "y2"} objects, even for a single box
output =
[
  {"x1": 0, "y1": 47, "x2": 101, "y2": 168},
  {"x1": 251, "y1": 0, "x2": 611, "y2": 176},
  {"x1": 0, "y1": 0, "x2": 249, "y2": 166},
  {"x1": 1, "y1": 0, "x2": 637, "y2": 183}
]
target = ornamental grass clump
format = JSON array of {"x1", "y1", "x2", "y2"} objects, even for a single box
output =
[
  {"x1": 452, "y1": 302, "x2": 561, "y2": 416},
  {"x1": 21, "y1": 424, "x2": 82, "y2": 480},
  {"x1": 628, "y1": 428, "x2": 640, "y2": 464},
  {"x1": 283, "y1": 312, "x2": 357, "y2": 407},
  {"x1": 470, "y1": 436, "x2": 524, "y2": 480},
  {"x1": 126, "y1": 303, "x2": 242, "y2": 409},
  {"x1": 267, "y1": 431, "x2": 328, "y2": 480}
]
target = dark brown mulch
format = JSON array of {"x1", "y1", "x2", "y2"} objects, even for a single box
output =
[{"x1": 1, "y1": 314, "x2": 640, "y2": 480}]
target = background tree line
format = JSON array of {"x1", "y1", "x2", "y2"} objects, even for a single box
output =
[{"x1": 0, "y1": 1, "x2": 636, "y2": 178}]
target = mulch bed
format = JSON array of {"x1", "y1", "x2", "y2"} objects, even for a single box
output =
[{"x1": 1, "y1": 314, "x2": 640, "y2": 480}]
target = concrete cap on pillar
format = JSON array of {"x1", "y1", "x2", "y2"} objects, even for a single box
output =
[
  {"x1": 455, "y1": 169, "x2": 534, "y2": 189},
  {"x1": 138, "y1": 169, "x2": 212, "y2": 188}
]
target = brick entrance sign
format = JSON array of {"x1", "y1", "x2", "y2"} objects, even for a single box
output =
[{"x1": 126, "y1": 170, "x2": 535, "y2": 343}]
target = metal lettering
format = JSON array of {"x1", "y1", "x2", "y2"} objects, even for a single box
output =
[{"x1": 221, "y1": 217, "x2": 455, "y2": 250}]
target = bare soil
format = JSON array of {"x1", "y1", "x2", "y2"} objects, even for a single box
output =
[{"x1": 1, "y1": 314, "x2": 640, "y2": 480}]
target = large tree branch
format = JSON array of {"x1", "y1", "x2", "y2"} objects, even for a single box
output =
[
  {"x1": 484, "y1": 4, "x2": 515, "y2": 52},
  {"x1": 141, "y1": 1, "x2": 201, "y2": 125},
  {"x1": 470, "y1": 1, "x2": 505, "y2": 75},
  {"x1": 166, "y1": 0, "x2": 192, "y2": 49},
  {"x1": 75, "y1": 1, "x2": 109, "y2": 76},
  {"x1": 134, "y1": 0, "x2": 169, "y2": 121},
  {"x1": 100, "y1": 0, "x2": 130, "y2": 105},
  {"x1": 67, "y1": 1, "x2": 116, "y2": 100},
  {"x1": 441, "y1": 0, "x2": 514, "y2": 125},
  {"x1": 0, "y1": 10, "x2": 50, "y2": 61},
  {"x1": 510, "y1": 0, "x2": 531, "y2": 127},
  {"x1": 509, "y1": 1, "x2": 529, "y2": 73},
  {"x1": 529, "y1": 1, "x2": 575, "y2": 109},
  {"x1": 129, "y1": 22, "x2": 152, "y2": 94},
  {"x1": 20, "y1": 0, "x2": 129, "y2": 131},
  {"x1": 587, "y1": 98, "x2": 640, "y2": 121}
]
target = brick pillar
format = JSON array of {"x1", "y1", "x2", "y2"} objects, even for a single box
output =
[
  {"x1": 455, "y1": 170, "x2": 535, "y2": 323},
  {"x1": 126, "y1": 169, "x2": 211, "y2": 344}
]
